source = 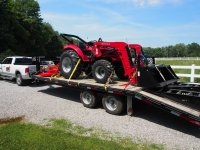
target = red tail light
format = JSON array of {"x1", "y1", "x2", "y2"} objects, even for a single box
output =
[
  {"x1": 25, "y1": 68, "x2": 29, "y2": 73},
  {"x1": 180, "y1": 114, "x2": 200, "y2": 126}
]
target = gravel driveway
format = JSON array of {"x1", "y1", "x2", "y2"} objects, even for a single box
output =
[{"x1": 0, "y1": 80, "x2": 199, "y2": 149}]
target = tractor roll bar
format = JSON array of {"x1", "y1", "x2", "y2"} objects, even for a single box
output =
[{"x1": 60, "y1": 33, "x2": 87, "y2": 44}]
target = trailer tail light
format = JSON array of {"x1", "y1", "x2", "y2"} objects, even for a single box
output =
[
  {"x1": 25, "y1": 68, "x2": 29, "y2": 73},
  {"x1": 113, "y1": 91, "x2": 123, "y2": 95},
  {"x1": 180, "y1": 114, "x2": 200, "y2": 126}
]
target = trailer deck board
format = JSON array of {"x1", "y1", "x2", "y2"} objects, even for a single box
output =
[{"x1": 34, "y1": 75, "x2": 200, "y2": 122}]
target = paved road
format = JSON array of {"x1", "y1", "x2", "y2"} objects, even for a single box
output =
[{"x1": 0, "y1": 80, "x2": 199, "y2": 149}]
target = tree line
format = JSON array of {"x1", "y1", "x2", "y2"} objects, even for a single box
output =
[
  {"x1": 0, "y1": 0, "x2": 63, "y2": 61},
  {"x1": 143, "y1": 43, "x2": 200, "y2": 58},
  {"x1": 0, "y1": 0, "x2": 200, "y2": 62}
]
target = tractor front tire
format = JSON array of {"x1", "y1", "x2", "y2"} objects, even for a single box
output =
[
  {"x1": 60, "y1": 50, "x2": 82, "y2": 79},
  {"x1": 92, "y1": 60, "x2": 113, "y2": 84}
]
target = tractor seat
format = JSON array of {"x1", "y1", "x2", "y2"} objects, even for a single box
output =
[
  {"x1": 77, "y1": 41, "x2": 87, "y2": 52},
  {"x1": 76, "y1": 41, "x2": 92, "y2": 57}
]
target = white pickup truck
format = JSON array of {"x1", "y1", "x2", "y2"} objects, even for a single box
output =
[{"x1": 0, "y1": 56, "x2": 36, "y2": 86}]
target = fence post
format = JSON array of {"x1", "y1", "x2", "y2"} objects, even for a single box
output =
[{"x1": 191, "y1": 64, "x2": 195, "y2": 82}]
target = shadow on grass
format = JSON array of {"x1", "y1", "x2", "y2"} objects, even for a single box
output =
[{"x1": 38, "y1": 85, "x2": 200, "y2": 138}]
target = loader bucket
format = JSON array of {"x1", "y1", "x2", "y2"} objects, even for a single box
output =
[{"x1": 137, "y1": 65, "x2": 179, "y2": 88}]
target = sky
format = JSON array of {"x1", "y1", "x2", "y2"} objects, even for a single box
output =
[{"x1": 37, "y1": 0, "x2": 200, "y2": 47}]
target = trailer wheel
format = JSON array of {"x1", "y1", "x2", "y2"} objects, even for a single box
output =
[
  {"x1": 16, "y1": 73, "x2": 25, "y2": 86},
  {"x1": 92, "y1": 60, "x2": 113, "y2": 84},
  {"x1": 115, "y1": 67, "x2": 128, "y2": 80},
  {"x1": 80, "y1": 91, "x2": 98, "y2": 108},
  {"x1": 102, "y1": 94, "x2": 124, "y2": 115},
  {"x1": 60, "y1": 50, "x2": 82, "y2": 79}
]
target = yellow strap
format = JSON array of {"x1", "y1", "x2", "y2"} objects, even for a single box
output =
[
  {"x1": 68, "y1": 58, "x2": 81, "y2": 81},
  {"x1": 50, "y1": 74, "x2": 64, "y2": 80},
  {"x1": 104, "y1": 70, "x2": 114, "y2": 91},
  {"x1": 50, "y1": 74, "x2": 56, "y2": 81}
]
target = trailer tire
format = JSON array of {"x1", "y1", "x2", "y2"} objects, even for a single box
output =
[
  {"x1": 80, "y1": 91, "x2": 98, "y2": 108},
  {"x1": 92, "y1": 60, "x2": 113, "y2": 84},
  {"x1": 60, "y1": 50, "x2": 82, "y2": 79},
  {"x1": 102, "y1": 94, "x2": 124, "y2": 115},
  {"x1": 16, "y1": 73, "x2": 25, "y2": 86},
  {"x1": 115, "y1": 67, "x2": 128, "y2": 80}
]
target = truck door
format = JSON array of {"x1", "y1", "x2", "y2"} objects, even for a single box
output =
[{"x1": 1, "y1": 58, "x2": 13, "y2": 77}]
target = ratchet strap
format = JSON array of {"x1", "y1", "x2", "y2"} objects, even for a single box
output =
[
  {"x1": 50, "y1": 74, "x2": 64, "y2": 80},
  {"x1": 104, "y1": 70, "x2": 114, "y2": 91},
  {"x1": 68, "y1": 58, "x2": 81, "y2": 81}
]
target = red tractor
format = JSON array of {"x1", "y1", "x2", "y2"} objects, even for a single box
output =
[{"x1": 60, "y1": 34, "x2": 178, "y2": 88}]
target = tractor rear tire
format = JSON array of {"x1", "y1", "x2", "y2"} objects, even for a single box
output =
[
  {"x1": 60, "y1": 50, "x2": 82, "y2": 79},
  {"x1": 115, "y1": 67, "x2": 128, "y2": 80},
  {"x1": 92, "y1": 60, "x2": 113, "y2": 84}
]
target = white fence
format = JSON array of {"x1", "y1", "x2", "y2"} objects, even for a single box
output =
[
  {"x1": 156, "y1": 57, "x2": 200, "y2": 60},
  {"x1": 171, "y1": 64, "x2": 200, "y2": 82}
]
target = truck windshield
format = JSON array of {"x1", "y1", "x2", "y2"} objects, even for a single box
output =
[{"x1": 15, "y1": 58, "x2": 33, "y2": 65}]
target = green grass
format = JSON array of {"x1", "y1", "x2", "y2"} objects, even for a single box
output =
[
  {"x1": 156, "y1": 60, "x2": 200, "y2": 83},
  {"x1": 156, "y1": 60, "x2": 200, "y2": 66},
  {"x1": 0, "y1": 119, "x2": 164, "y2": 150}
]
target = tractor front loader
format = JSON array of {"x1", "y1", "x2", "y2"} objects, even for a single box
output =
[{"x1": 60, "y1": 34, "x2": 178, "y2": 88}]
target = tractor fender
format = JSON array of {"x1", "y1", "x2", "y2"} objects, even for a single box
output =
[{"x1": 63, "y1": 45, "x2": 89, "y2": 61}]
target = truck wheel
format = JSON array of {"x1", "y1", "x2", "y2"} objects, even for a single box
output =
[
  {"x1": 80, "y1": 91, "x2": 98, "y2": 108},
  {"x1": 16, "y1": 73, "x2": 25, "y2": 86},
  {"x1": 60, "y1": 50, "x2": 82, "y2": 79},
  {"x1": 115, "y1": 67, "x2": 128, "y2": 80},
  {"x1": 102, "y1": 94, "x2": 124, "y2": 115},
  {"x1": 92, "y1": 60, "x2": 113, "y2": 84}
]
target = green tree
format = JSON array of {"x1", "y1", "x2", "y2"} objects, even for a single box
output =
[
  {"x1": 0, "y1": 0, "x2": 16, "y2": 52},
  {"x1": 13, "y1": 0, "x2": 43, "y2": 55},
  {"x1": 173, "y1": 43, "x2": 187, "y2": 57},
  {"x1": 0, "y1": 0, "x2": 63, "y2": 58},
  {"x1": 187, "y1": 43, "x2": 200, "y2": 57}
]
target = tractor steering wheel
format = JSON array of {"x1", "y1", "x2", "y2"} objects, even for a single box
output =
[
  {"x1": 87, "y1": 40, "x2": 97, "y2": 46},
  {"x1": 134, "y1": 54, "x2": 147, "y2": 67},
  {"x1": 98, "y1": 38, "x2": 102, "y2": 42}
]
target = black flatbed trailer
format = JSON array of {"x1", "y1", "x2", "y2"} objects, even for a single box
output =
[{"x1": 34, "y1": 75, "x2": 200, "y2": 126}]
